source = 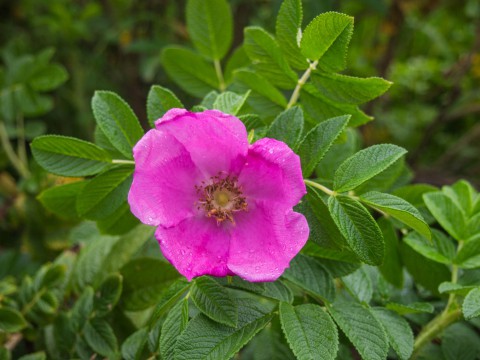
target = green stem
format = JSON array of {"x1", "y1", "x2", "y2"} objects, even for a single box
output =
[
  {"x1": 214, "y1": 59, "x2": 226, "y2": 92},
  {"x1": 112, "y1": 159, "x2": 135, "y2": 165},
  {"x1": 303, "y1": 179, "x2": 335, "y2": 196},
  {"x1": 287, "y1": 60, "x2": 318, "y2": 109},
  {"x1": 0, "y1": 121, "x2": 29, "y2": 178}
]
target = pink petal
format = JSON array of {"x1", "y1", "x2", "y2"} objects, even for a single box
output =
[
  {"x1": 128, "y1": 129, "x2": 202, "y2": 227},
  {"x1": 155, "y1": 109, "x2": 248, "y2": 176},
  {"x1": 238, "y1": 138, "x2": 306, "y2": 208},
  {"x1": 227, "y1": 202, "x2": 309, "y2": 282},
  {"x1": 155, "y1": 217, "x2": 231, "y2": 281}
]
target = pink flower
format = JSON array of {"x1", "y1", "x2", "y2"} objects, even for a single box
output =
[{"x1": 128, "y1": 109, "x2": 309, "y2": 282}]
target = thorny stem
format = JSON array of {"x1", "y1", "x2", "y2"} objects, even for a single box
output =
[
  {"x1": 214, "y1": 59, "x2": 226, "y2": 92},
  {"x1": 0, "y1": 120, "x2": 30, "y2": 178},
  {"x1": 287, "y1": 60, "x2": 318, "y2": 109},
  {"x1": 112, "y1": 159, "x2": 135, "y2": 165},
  {"x1": 303, "y1": 179, "x2": 336, "y2": 196}
]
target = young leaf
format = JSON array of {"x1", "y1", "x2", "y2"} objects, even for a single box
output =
[
  {"x1": 371, "y1": 308, "x2": 414, "y2": 360},
  {"x1": 161, "y1": 46, "x2": 219, "y2": 97},
  {"x1": 279, "y1": 303, "x2": 338, "y2": 360},
  {"x1": 298, "y1": 115, "x2": 349, "y2": 177},
  {"x1": 342, "y1": 267, "x2": 373, "y2": 303},
  {"x1": 311, "y1": 72, "x2": 391, "y2": 105},
  {"x1": 333, "y1": 144, "x2": 407, "y2": 193},
  {"x1": 328, "y1": 299, "x2": 388, "y2": 360},
  {"x1": 92, "y1": 91, "x2": 144, "y2": 159},
  {"x1": 191, "y1": 276, "x2": 238, "y2": 327},
  {"x1": 186, "y1": 0, "x2": 233, "y2": 60},
  {"x1": 403, "y1": 230, "x2": 455, "y2": 265},
  {"x1": 38, "y1": 181, "x2": 86, "y2": 219},
  {"x1": 121, "y1": 327, "x2": 148, "y2": 360},
  {"x1": 359, "y1": 191, "x2": 431, "y2": 240},
  {"x1": 300, "y1": 12, "x2": 353, "y2": 72},
  {"x1": 31, "y1": 135, "x2": 112, "y2": 176},
  {"x1": 213, "y1": 91, "x2": 250, "y2": 116},
  {"x1": 84, "y1": 318, "x2": 118, "y2": 357},
  {"x1": 0, "y1": 308, "x2": 27, "y2": 332},
  {"x1": 175, "y1": 297, "x2": 275, "y2": 360},
  {"x1": 283, "y1": 254, "x2": 335, "y2": 303},
  {"x1": 455, "y1": 235, "x2": 480, "y2": 269},
  {"x1": 146, "y1": 85, "x2": 184, "y2": 127},
  {"x1": 328, "y1": 195, "x2": 385, "y2": 265},
  {"x1": 276, "y1": 0, "x2": 308, "y2": 69},
  {"x1": 443, "y1": 180, "x2": 477, "y2": 216},
  {"x1": 463, "y1": 287, "x2": 480, "y2": 320},
  {"x1": 266, "y1": 106, "x2": 304, "y2": 150},
  {"x1": 424, "y1": 192, "x2": 466, "y2": 241},
  {"x1": 76, "y1": 166, "x2": 133, "y2": 220},
  {"x1": 159, "y1": 298, "x2": 189, "y2": 360}
]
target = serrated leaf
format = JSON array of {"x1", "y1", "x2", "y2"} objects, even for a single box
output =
[
  {"x1": 441, "y1": 323, "x2": 480, "y2": 360},
  {"x1": 234, "y1": 69, "x2": 287, "y2": 107},
  {"x1": 342, "y1": 267, "x2": 373, "y2": 303},
  {"x1": 159, "y1": 298, "x2": 189, "y2": 360},
  {"x1": 300, "y1": 12, "x2": 353, "y2": 72},
  {"x1": 243, "y1": 327, "x2": 296, "y2": 360},
  {"x1": 186, "y1": 0, "x2": 232, "y2": 60},
  {"x1": 146, "y1": 85, "x2": 184, "y2": 127},
  {"x1": 328, "y1": 299, "x2": 388, "y2": 360},
  {"x1": 76, "y1": 165, "x2": 133, "y2": 220},
  {"x1": 213, "y1": 91, "x2": 250, "y2": 116},
  {"x1": 438, "y1": 282, "x2": 476, "y2": 296},
  {"x1": 238, "y1": 114, "x2": 265, "y2": 131},
  {"x1": 280, "y1": 303, "x2": 338, "y2": 360},
  {"x1": 283, "y1": 254, "x2": 335, "y2": 303},
  {"x1": 311, "y1": 72, "x2": 391, "y2": 105},
  {"x1": 377, "y1": 218, "x2": 403, "y2": 287},
  {"x1": 97, "y1": 202, "x2": 139, "y2": 235},
  {"x1": 463, "y1": 288, "x2": 480, "y2": 319},
  {"x1": 149, "y1": 279, "x2": 191, "y2": 325},
  {"x1": 371, "y1": 308, "x2": 414, "y2": 360},
  {"x1": 84, "y1": 318, "x2": 118, "y2": 357},
  {"x1": 92, "y1": 91, "x2": 144, "y2": 159},
  {"x1": 191, "y1": 276, "x2": 238, "y2": 327},
  {"x1": 276, "y1": 0, "x2": 308, "y2": 69},
  {"x1": 244, "y1": 27, "x2": 297, "y2": 89},
  {"x1": 0, "y1": 308, "x2": 27, "y2": 332},
  {"x1": 161, "y1": 46, "x2": 219, "y2": 97},
  {"x1": 175, "y1": 297, "x2": 275, "y2": 360},
  {"x1": 266, "y1": 106, "x2": 304, "y2": 149},
  {"x1": 121, "y1": 327, "x2": 148, "y2": 360},
  {"x1": 224, "y1": 46, "x2": 250, "y2": 84},
  {"x1": 385, "y1": 302, "x2": 434, "y2": 315},
  {"x1": 455, "y1": 235, "x2": 480, "y2": 268},
  {"x1": 31, "y1": 135, "x2": 112, "y2": 176},
  {"x1": 38, "y1": 181, "x2": 86, "y2": 219},
  {"x1": 263, "y1": 281, "x2": 293, "y2": 303},
  {"x1": 404, "y1": 230, "x2": 455, "y2": 265},
  {"x1": 359, "y1": 191, "x2": 431, "y2": 239},
  {"x1": 298, "y1": 115, "x2": 349, "y2": 177},
  {"x1": 443, "y1": 180, "x2": 477, "y2": 217},
  {"x1": 94, "y1": 273, "x2": 123, "y2": 316},
  {"x1": 333, "y1": 144, "x2": 407, "y2": 193},
  {"x1": 328, "y1": 195, "x2": 384, "y2": 265},
  {"x1": 71, "y1": 286, "x2": 94, "y2": 331}
]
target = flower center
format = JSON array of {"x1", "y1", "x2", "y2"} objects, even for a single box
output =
[{"x1": 196, "y1": 174, "x2": 247, "y2": 224}]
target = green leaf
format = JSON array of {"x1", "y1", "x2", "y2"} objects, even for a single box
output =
[
  {"x1": 360, "y1": 191, "x2": 431, "y2": 239},
  {"x1": 0, "y1": 308, "x2": 27, "y2": 332},
  {"x1": 30, "y1": 63, "x2": 68, "y2": 91},
  {"x1": 121, "y1": 327, "x2": 148, "y2": 360},
  {"x1": 438, "y1": 282, "x2": 476, "y2": 296},
  {"x1": 76, "y1": 166, "x2": 133, "y2": 220},
  {"x1": 97, "y1": 202, "x2": 139, "y2": 235},
  {"x1": 283, "y1": 254, "x2": 335, "y2": 302},
  {"x1": 213, "y1": 91, "x2": 250, "y2": 116},
  {"x1": 371, "y1": 308, "x2": 414, "y2": 360},
  {"x1": 146, "y1": 85, "x2": 184, "y2": 127},
  {"x1": 455, "y1": 235, "x2": 480, "y2": 269},
  {"x1": 342, "y1": 267, "x2": 373, "y2": 303},
  {"x1": 276, "y1": 0, "x2": 308, "y2": 69},
  {"x1": 186, "y1": 0, "x2": 232, "y2": 60},
  {"x1": 121, "y1": 258, "x2": 179, "y2": 311},
  {"x1": 17, "y1": 352, "x2": 46, "y2": 360},
  {"x1": 149, "y1": 279, "x2": 191, "y2": 325},
  {"x1": 377, "y1": 218, "x2": 403, "y2": 287},
  {"x1": 31, "y1": 135, "x2": 112, "y2": 176},
  {"x1": 175, "y1": 297, "x2": 275, "y2": 360},
  {"x1": 224, "y1": 46, "x2": 250, "y2": 84},
  {"x1": 298, "y1": 115, "x2": 349, "y2": 177},
  {"x1": 71, "y1": 286, "x2": 94, "y2": 331},
  {"x1": 84, "y1": 318, "x2": 118, "y2": 357},
  {"x1": 94, "y1": 273, "x2": 123, "y2": 317},
  {"x1": 333, "y1": 144, "x2": 407, "y2": 193},
  {"x1": 266, "y1": 106, "x2": 304, "y2": 149},
  {"x1": 238, "y1": 114, "x2": 265, "y2": 131},
  {"x1": 279, "y1": 303, "x2": 338, "y2": 360},
  {"x1": 35, "y1": 263, "x2": 66, "y2": 289},
  {"x1": 159, "y1": 298, "x2": 189, "y2": 360},
  {"x1": 234, "y1": 69, "x2": 287, "y2": 107},
  {"x1": 38, "y1": 181, "x2": 86, "y2": 219},
  {"x1": 161, "y1": 46, "x2": 219, "y2": 97},
  {"x1": 328, "y1": 299, "x2": 388, "y2": 360},
  {"x1": 328, "y1": 195, "x2": 384, "y2": 265},
  {"x1": 300, "y1": 12, "x2": 353, "y2": 72},
  {"x1": 191, "y1": 276, "x2": 238, "y2": 327},
  {"x1": 243, "y1": 26, "x2": 297, "y2": 89},
  {"x1": 441, "y1": 323, "x2": 480, "y2": 360},
  {"x1": 443, "y1": 180, "x2": 477, "y2": 216},
  {"x1": 424, "y1": 192, "x2": 466, "y2": 241},
  {"x1": 92, "y1": 91, "x2": 144, "y2": 159},
  {"x1": 404, "y1": 230, "x2": 455, "y2": 265},
  {"x1": 463, "y1": 288, "x2": 480, "y2": 319},
  {"x1": 311, "y1": 72, "x2": 391, "y2": 105}
]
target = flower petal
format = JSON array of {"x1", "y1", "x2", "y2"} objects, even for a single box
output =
[
  {"x1": 238, "y1": 138, "x2": 306, "y2": 208},
  {"x1": 155, "y1": 109, "x2": 248, "y2": 176},
  {"x1": 227, "y1": 202, "x2": 309, "y2": 282},
  {"x1": 156, "y1": 217, "x2": 231, "y2": 281},
  {"x1": 128, "y1": 129, "x2": 202, "y2": 227}
]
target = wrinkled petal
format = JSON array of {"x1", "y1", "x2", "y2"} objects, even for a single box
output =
[
  {"x1": 238, "y1": 138, "x2": 306, "y2": 208},
  {"x1": 156, "y1": 217, "x2": 231, "y2": 281},
  {"x1": 128, "y1": 129, "x2": 202, "y2": 227},
  {"x1": 155, "y1": 109, "x2": 248, "y2": 176},
  {"x1": 227, "y1": 202, "x2": 309, "y2": 282}
]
